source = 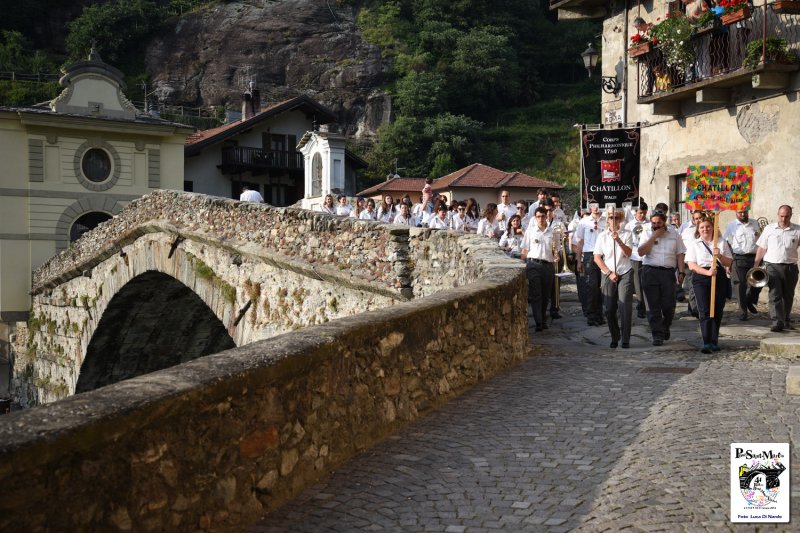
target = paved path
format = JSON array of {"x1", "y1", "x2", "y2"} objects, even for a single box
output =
[{"x1": 253, "y1": 280, "x2": 800, "y2": 532}]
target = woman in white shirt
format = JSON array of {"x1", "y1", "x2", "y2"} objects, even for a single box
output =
[
  {"x1": 450, "y1": 201, "x2": 468, "y2": 231},
  {"x1": 360, "y1": 199, "x2": 378, "y2": 220},
  {"x1": 686, "y1": 218, "x2": 733, "y2": 353},
  {"x1": 499, "y1": 215, "x2": 526, "y2": 258},
  {"x1": 350, "y1": 197, "x2": 366, "y2": 219},
  {"x1": 428, "y1": 204, "x2": 450, "y2": 229},
  {"x1": 476, "y1": 203, "x2": 501, "y2": 240},
  {"x1": 393, "y1": 202, "x2": 415, "y2": 226},
  {"x1": 464, "y1": 198, "x2": 479, "y2": 233},
  {"x1": 320, "y1": 194, "x2": 336, "y2": 214},
  {"x1": 335, "y1": 194, "x2": 353, "y2": 216},
  {"x1": 377, "y1": 195, "x2": 396, "y2": 223}
]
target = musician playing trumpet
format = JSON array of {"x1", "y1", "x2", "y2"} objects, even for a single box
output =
[
  {"x1": 723, "y1": 209, "x2": 762, "y2": 321},
  {"x1": 594, "y1": 210, "x2": 634, "y2": 348},
  {"x1": 686, "y1": 218, "x2": 733, "y2": 353}
]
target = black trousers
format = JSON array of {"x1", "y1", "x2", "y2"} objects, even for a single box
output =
[
  {"x1": 693, "y1": 271, "x2": 728, "y2": 345},
  {"x1": 765, "y1": 262, "x2": 799, "y2": 326},
  {"x1": 641, "y1": 265, "x2": 677, "y2": 341},
  {"x1": 731, "y1": 254, "x2": 762, "y2": 312},
  {"x1": 631, "y1": 260, "x2": 645, "y2": 315},
  {"x1": 527, "y1": 260, "x2": 554, "y2": 328},
  {"x1": 582, "y1": 252, "x2": 602, "y2": 321}
]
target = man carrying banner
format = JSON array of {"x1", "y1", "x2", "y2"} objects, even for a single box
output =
[
  {"x1": 638, "y1": 211, "x2": 686, "y2": 345},
  {"x1": 594, "y1": 210, "x2": 634, "y2": 348},
  {"x1": 754, "y1": 205, "x2": 800, "y2": 332},
  {"x1": 723, "y1": 209, "x2": 762, "y2": 321}
]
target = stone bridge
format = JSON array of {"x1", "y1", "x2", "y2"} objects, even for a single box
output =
[
  {"x1": 15, "y1": 190, "x2": 510, "y2": 405},
  {"x1": 1, "y1": 190, "x2": 528, "y2": 531}
]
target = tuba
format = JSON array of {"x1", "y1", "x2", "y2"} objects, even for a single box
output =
[{"x1": 746, "y1": 266, "x2": 769, "y2": 288}]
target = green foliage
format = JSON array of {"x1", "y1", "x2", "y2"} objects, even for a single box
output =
[
  {"x1": 649, "y1": 12, "x2": 695, "y2": 69},
  {"x1": 0, "y1": 80, "x2": 60, "y2": 106},
  {"x1": 0, "y1": 30, "x2": 56, "y2": 73},
  {"x1": 743, "y1": 37, "x2": 797, "y2": 68}
]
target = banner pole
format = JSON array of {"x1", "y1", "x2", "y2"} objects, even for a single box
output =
[{"x1": 710, "y1": 211, "x2": 719, "y2": 319}]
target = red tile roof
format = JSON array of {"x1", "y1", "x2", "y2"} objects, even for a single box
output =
[
  {"x1": 432, "y1": 163, "x2": 563, "y2": 191},
  {"x1": 357, "y1": 177, "x2": 427, "y2": 197}
]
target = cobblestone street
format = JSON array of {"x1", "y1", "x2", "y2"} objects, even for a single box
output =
[{"x1": 254, "y1": 280, "x2": 800, "y2": 532}]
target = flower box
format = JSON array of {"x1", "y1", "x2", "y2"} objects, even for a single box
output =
[
  {"x1": 721, "y1": 5, "x2": 751, "y2": 25},
  {"x1": 628, "y1": 42, "x2": 652, "y2": 58},
  {"x1": 693, "y1": 18, "x2": 720, "y2": 37},
  {"x1": 774, "y1": 1, "x2": 800, "y2": 14}
]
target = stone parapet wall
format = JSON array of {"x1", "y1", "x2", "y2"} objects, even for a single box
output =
[{"x1": 0, "y1": 266, "x2": 527, "y2": 532}]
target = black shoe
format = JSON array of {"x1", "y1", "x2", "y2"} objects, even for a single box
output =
[
  {"x1": 738, "y1": 312, "x2": 748, "y2": 321},
  {"x1": 701, "y1": 344, "x2": 712, "y2": 354},
  {"x1": 587, "y1": 319, "x2": 598, "y2": 326},
  {"x1": 653, "y1": 339, "x2": 664, "y2": 346},
  {"x1": 535, "y1": 326, "x2": 543, "y2": 332},
  {"x1": 541, "y1": 323, "x2": 549, "y2": 330},
  {"x1": 747, "y1": 303, "x2": 758, "y2": 314},
  {"x1": 551, "y1": 311, "x2": 562, "y2": 319},
  {"x1": 770, "y1": 323, "x2": 784, "y2": 332},
  {"x1": 610, "y1": 340, "x2": 618, "y2": 348},
  {"x1": 621, "y1": 342, "x2": 630, "y2": 349},
  {"x1": 597, "y1": 317, "x2": 606, "y2": 325},
  {"x1": 664, "y1": 329, "x2": 671, "y2": 341},
  {"x1": 637, "y1": 311, "x2": 646, "y2": 319},
  {"x1": 711, "y1": 343, "x2": 721, "y2": 352}
]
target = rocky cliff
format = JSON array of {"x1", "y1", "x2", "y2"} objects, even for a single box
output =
[{"x1": 145, "y1": 0, "x2": 392, "y2": 138}]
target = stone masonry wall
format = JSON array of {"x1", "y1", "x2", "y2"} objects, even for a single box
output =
[{"x1": 0, "y1": 266, "x2": 527, "y2": 532}]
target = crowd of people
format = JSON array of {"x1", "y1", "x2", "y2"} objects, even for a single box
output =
[{"x1": 241, "y1": 183, "x2": 800, "y2": 353}]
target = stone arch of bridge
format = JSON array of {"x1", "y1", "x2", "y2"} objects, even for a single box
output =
[{"x1": 76, "y1": 270, "x2": 235, "y2": 393}]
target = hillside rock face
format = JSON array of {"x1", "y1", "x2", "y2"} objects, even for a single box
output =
[{"x1": 145, "y1": 0, "x2": 392, "y2": 138}]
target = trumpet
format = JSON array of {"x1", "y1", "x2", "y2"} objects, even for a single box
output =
[{"x1": 746, "y1": 266, "x2": 769, "y2": 288}]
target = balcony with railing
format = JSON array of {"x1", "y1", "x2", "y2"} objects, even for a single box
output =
[
  {"x1": 633, "y1": 4, "x2": 800, "y2": 111},
  {"x1": 220, "y1": 146, "x2": 304, "y2": 175}
]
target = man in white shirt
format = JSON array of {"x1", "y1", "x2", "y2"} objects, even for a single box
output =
[
  {"x1": 496, "y1": 190, "x2": 517, "y2": 226},
  {"x1": 594, "y1": 210, "x2": 634, "y2": 348},
  {"x1": 529, "y1": 188, "x2": 549, "y2": 214},
  {"x1": 515, "y1": 201, "x2": 531, "y2": 229},
  {"x1": 638, "y1": 211, "x2": 686, "y2": 345},
  {"x1": 522, "y1": 207, "x2": 557, "y2": 332},
  {"x1": 574, "y1": 203, "x2": 606, "y2": 326},
  {"x1": 239, "y1": 185, "x2": 263, "y2": 203},
  {"x1": 723, "y1": 209, "x2": 762, "y2": 320},
  {"x1": 754, "y1": 205, "x2": 800, "y2": 332},
  {"x1": 624, "y1": 203, "x2": 649, "y2": 319}
]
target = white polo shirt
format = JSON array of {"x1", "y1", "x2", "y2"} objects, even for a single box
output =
[
  {"x1": 640, "y1": 226, "x2": 686, "y2": 268},
  {"x1": 723, "y1": 219, "x2": 759, "y2": 255},
  {"x1": 756, "y1": 223, "x2": 800, "y2": 264},
  {"x1": 594, "y1": 229, "x2": 633, "y2": 275},
  {"x1": 685, "y1": 238, "x2": 733, "y2": 268},
  {"x1": 624, "y1": 218, "x2": 647, "y2": 261},
  {"x1": 575, "y1": 215, "x2": 606, "y2": 253},
  {"x1": 523, "y1": 224, "x2": 556, "y2": 262}
]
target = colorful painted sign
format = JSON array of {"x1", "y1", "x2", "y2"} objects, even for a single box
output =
[
  {"x1": 685, "y1": 165, "x2": 753, "y2": 211},
  {"x1": 581, "y1": 128, "x2": 640, "y2": 208}
]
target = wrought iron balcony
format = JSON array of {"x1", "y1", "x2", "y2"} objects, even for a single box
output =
[
  {"x1": 220, "y1": 146, "x2": 304, "y2": 173},
  {"x1": 634, "y1": 5, "x2": 800, "y2": 107}
]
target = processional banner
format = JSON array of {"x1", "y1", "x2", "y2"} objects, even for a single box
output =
[
  {"x1": 685, "y1": 165, "x2": 753, "y2": 211},
  {"x1": 580, "y1": 127, "x2": 640, "y2": 209}
]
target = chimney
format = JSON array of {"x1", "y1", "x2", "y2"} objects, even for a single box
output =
[{"x1": 241, "y1": 81, "x2": 259, "y2": 121}]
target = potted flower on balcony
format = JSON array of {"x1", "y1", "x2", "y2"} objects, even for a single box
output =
[
  {"x1": 649, "y1": 12, "x2": 696, "y2": 69},
  {"x1": 628, "y1": 33, "x2": 655, "y2": 58},
  {"x1": 692, "y1": 8, "x2": 720, "y2": 36},
  {"x1": 742, "y1": 37, "x2": 798, "y2": 68},
  {"x1": 719, "y1": 0, "x2": 752, "y2": 25},
  {"x1": 773, "y1": 1, "x2": 800, "y2": 14}
]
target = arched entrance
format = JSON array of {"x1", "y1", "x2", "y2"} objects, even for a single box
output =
[
  {"x1": 76, "y1": 272, "x2": 235, "y2": 393},
  {"x1": 70, "y1": 211, "x2": 113, "y2": 242}
]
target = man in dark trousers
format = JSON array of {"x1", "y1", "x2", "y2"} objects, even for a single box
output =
[{"x1": 754, "y1": 205, "x2": 800, "y2": 332}]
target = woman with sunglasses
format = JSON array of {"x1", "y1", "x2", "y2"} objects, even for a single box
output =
[
  {"x1": 464, "y1": 198, "x2": 480, "y2": 233},
  {"x1": 450, "y1": 201, "x2": 468, "y2": 231}
]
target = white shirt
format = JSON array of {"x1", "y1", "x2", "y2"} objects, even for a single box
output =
[
  {"x1": 239, "y1": 189, "x2": 263, "y2": 202},
  {"x1": 465, "y1": 213, "x2": 479, "y2": 232},
  {"x1": 378, "y1": 205, "x2": 395, "y2": 223},
  {"x1": 320, "y1": 204, "x2": 336, "y2": 215},
  {"x1": 594, "y1": 229, "x2": 634, "y2": 275},
  {"x1": 723, "y1": 219, "x2": 759, "y2": 255},
  {"x1": 685, "y1": 237, "x2": 733, "y2": 268},
  {"x1": 500, "y1": 230, "x2": 526, "y2": 257},
  {"x1": 360, "y1": 209, "x2": 377, "y2": 221},
  {"x1": 497, "y1": 202, "x2": 516, "y2": 223},
  {"x1": 639, "y1": 226, "x2": 686, "y2": 268},
  {"x1": 680, "y1": 224, "x2": 699, "y2": 252},
  {"x1": 552, "y1": 207, "x2": 568, "y2": 225},
  {"x1": 429, "y1": 215, "x2": 449, "y2": 229},
  {"x1": 477, "y1": 218, "x2": 500, "y2": 239},
  {"x1": 522, "y1": 224, "x2": 556, "y2": 262},
  {"x1": 575, "y1": 215, "x2": 606, "y2": 253},
  {"x1": 450, "y1": 213, "x2": 467, "y2": 231},
  {"x1": 624, "y1": 218, "x2": 647, "y2": 261},
  {"x1": 393, "y1": 213, "x2": 415, "y2": 226},
  {"x1": 336, "y1": 204, "x2": 353, "y2": 216},
  {"x1": 756, "y1": 223, "x2": 800, "y2": 264}
]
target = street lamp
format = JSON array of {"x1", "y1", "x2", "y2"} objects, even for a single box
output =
[{"x1": 581, "y1": 43, "x2": 620, "y2": 95}]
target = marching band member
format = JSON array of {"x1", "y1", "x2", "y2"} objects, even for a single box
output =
[
  {"x1": 624, "y1": 202, "x2": 648, "y2": 319},
  {"x1": 686, "y1": 218, "x2": 733, "y2": 353},
  {"x1": 754, "y1": 205, "x2": 800, "y2": 332},
  {"x1": 522, "y1": 207, "x2": 557, "y2": 332},
  {"x1": 574, "y1": 203, "x2": 606, "y2": 326},
  {"x1": 638, "y1": 211, "x2": 686, "y2": 346},
  {"x1": 723, "y1": 209, "x2": 762, "y2": 320},
  {"x1": 594, "y1": 210, "x2": 634, "y2": 348}
]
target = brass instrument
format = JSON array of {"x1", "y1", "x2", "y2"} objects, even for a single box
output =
[
  {"x1": 633, "y1": 224, "x2": 644, "y2": 236},
  {"x1": 746, "y1": 266, "x2": 769, "y2": 288}
]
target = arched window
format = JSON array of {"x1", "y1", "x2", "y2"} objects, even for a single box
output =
[
  {"x1": 81, "y1": 148, "x2": 112, "y2": 182},
  {"x1": 70, "y1": 212, "x2": 113, "y2": 242},
  {"x1": 312, "y1": 153, "x2": 323, "y2": 197}
]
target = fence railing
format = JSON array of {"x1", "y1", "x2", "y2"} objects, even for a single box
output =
[
  {"x1": 0, "y1": 71, "x2": 60, "y2": 82},
  {"x1": 636, "y1": 5, "x2": 800, "y2": 98},
  {"x1": 221, "y1": 146, "x2": 304, "y2": 170}
]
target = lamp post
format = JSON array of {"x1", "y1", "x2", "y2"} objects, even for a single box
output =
[{"x1": 581, "y1": 43, "x2": 620, "y2": 95}]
